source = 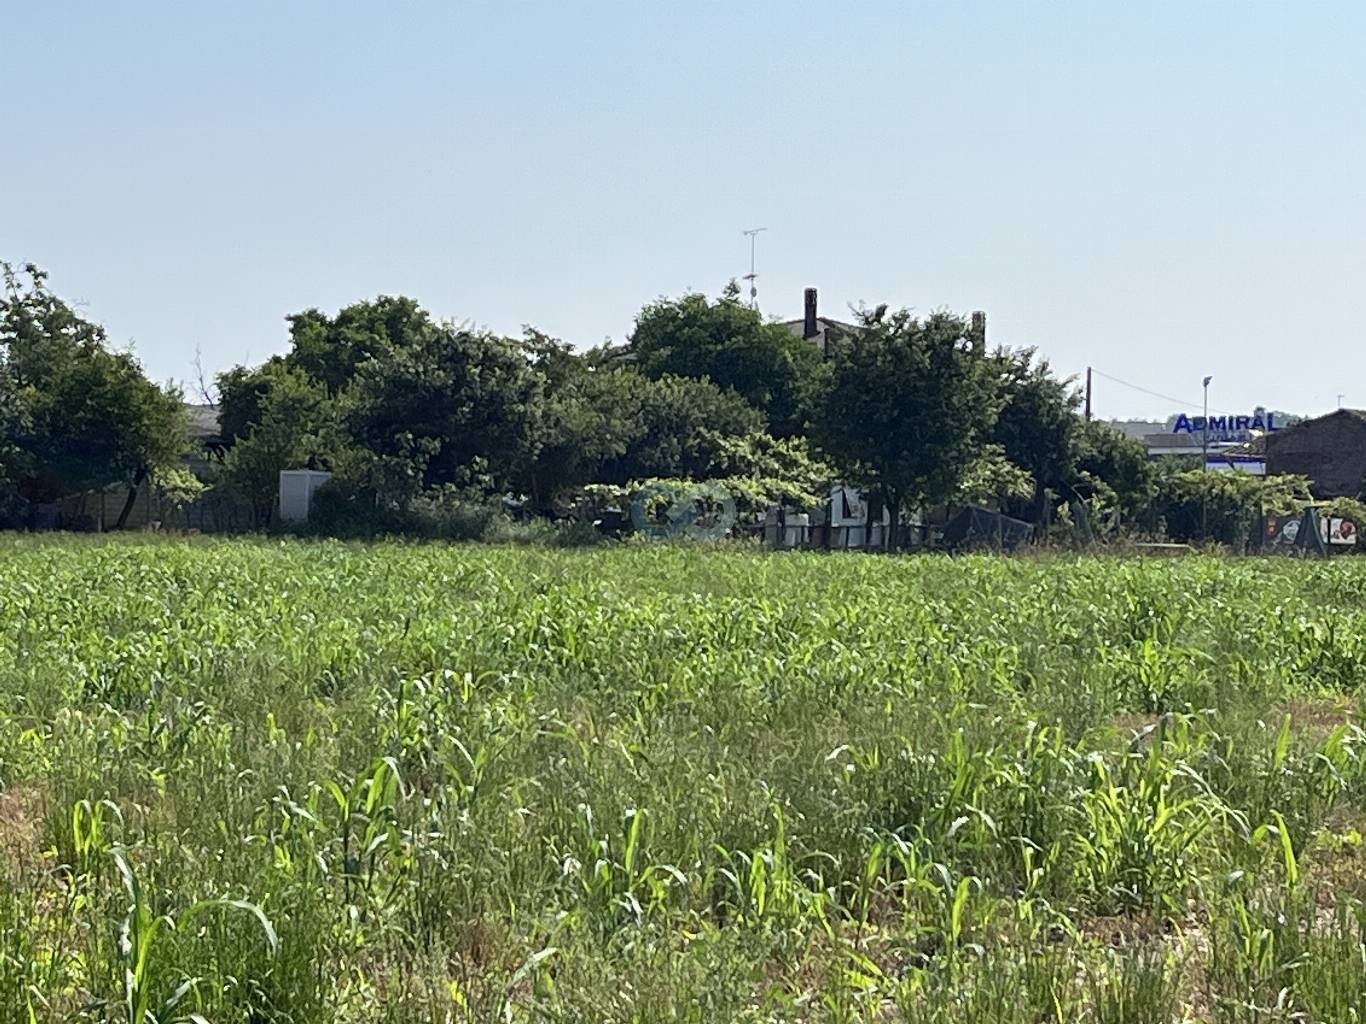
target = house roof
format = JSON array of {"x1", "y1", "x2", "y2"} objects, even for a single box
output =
[
  {"x1": 1265, "y1": 408, "x2": 1366, "y2": 447},
  {"x1": 1221, "y1": 435, "x2": 1267, "y2": 457},
  {"x1": 1108, "y1": 420, "x2": 1167, "y2": 440},
  {"x1": 1143, "y1": 432, "x2": 1261, "y2": 458},
  {"x1": 184, "y1": 404, "x2": 223, "y2": 441},
  {"x1": 1288, "y1": 408, "x2": 1366, "y2": 425},
  {"x1": 1143, "y1": 433, "x2": 1202, "y2": 450},
  {"x1": 781, "y1": 316, "x2": 860, "y2": 338}
]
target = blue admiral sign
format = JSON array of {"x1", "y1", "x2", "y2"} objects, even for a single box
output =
[{"x1": 1172, "y1": 412, "x2": 1281, "y2": 442}]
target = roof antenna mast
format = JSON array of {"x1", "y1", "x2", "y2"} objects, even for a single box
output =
[{"x1": 742, "y1": 227, "x2": 767, "y2": 310}]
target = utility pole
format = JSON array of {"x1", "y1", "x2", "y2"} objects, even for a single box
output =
[
  {"x1": 742, "y1": 228, "x2": 766, "y2": 310},
  {"x1": 1201, "y1": 375, "x2": 1212, "y2": 543},
  {"x1": 1084, "y1": 367, "x2": 1093, "y2": 421}
]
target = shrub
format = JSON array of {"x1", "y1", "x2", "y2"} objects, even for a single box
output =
[
  {"x1": 1154, "y1": 470, "x2": 1312, "y2": 547},
  {"x1": 305, "y1": 479, "x2": 405, "y2": 538},
  {"x1": 308, "y1": 482, "x2": 501, "y2": 541},
  {"x1": 405, "y1": 486, "x2": 501, "y2": 541}
]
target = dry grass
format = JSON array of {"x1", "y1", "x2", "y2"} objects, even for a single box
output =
[{"x1": 0, "y1": 785, "x2": 44, "y2": 877}]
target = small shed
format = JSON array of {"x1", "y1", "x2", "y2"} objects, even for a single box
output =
[{"x1": 278, "y1": 470, "x2": 332, "y2": 523}]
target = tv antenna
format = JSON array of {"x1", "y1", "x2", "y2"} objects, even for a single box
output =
[{"x1": 742, "y1": 227, "x2": 767, "y2": 310}]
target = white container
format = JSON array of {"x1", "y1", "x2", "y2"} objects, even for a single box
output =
[{"x1": 278, "y1": 469, "x2": 332, "y2": 523}]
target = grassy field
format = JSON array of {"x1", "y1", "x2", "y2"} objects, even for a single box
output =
[{"x1": 2, "y1": 536, "x2": 1366, "y2": 1021}]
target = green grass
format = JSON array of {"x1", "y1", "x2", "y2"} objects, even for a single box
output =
[{"x1": 2, "y1": 535, "x2": 1366, "y2": 1021}]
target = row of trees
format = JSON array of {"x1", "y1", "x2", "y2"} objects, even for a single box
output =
[
  {"x1": 2, "y1": 260, "x2": 1225, "y2": 544},
  {"x1": 211, "y1": 295, "x2": 820, "y2": 529},
  {"x1": 210, "y1": 281, "x2": 1162, "y2": 542}
]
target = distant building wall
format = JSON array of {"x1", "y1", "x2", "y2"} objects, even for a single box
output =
[{"x1": 1265, "y1": 410, "x2": 1366, "y2": 498}]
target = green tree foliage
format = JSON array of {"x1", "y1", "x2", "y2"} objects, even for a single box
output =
[
  {"x1": 216, "y1": 297, "x2": 445, "y2": 444},
  {"x1": 218, "y1": 299, "x2": 555, "y2": 518},
  {"x1": 708, "y1": 432, "x2": 835, "y2": 511},
  {"x1": 955, "y1": 443, "x2": 1036, "y2": 507},
  {"x1": 1321, "y1": 494, "x2": 1366, "y2": 530},
  {"x1": 215, "y1": 358, "x2": 296, "y2": 445},
  {"x1": 992, "y1": 348, "x2": 1080, "y2": 519},
  {"x1": 0, "y1": 372, "x2": 31, "y2": 525},
  {"x1": 342, "y1": 324, "x2": 540, "y2": 501},
  {"x1": 153, "y1": 465, "x2": 209, "y2": 515},
  {"x1": 811, "y1": 308, "x2": 1001, "y2": 545},
  {"x1": 524, "y1": 363, "x2": 644, "y2": 508},
  {"x1": 0, "y1": 262, "x2": 186, "y2": 516},
  {"x1": 220, "y1": 373, "x2": 334, "y2": 525},
  {"x1": 1155, "y1": 468, "x2": 1311, "y2": 546},
  {"x1": 599, "y1": 372, "x2": 764, "y2": 484},
  {"x1": 628, "y1": 286, "x2": 821, "y2": 436},
  {"x1": 518, "y1": 326, "x2": 602, "y2": 391},
  {"x1": 286, "y1": 295, "x2": 439, "y2": 394},
  {"x1": 1073, "y1": 420, "x2": 1158, "y2": 522},
  {"x1": 524, "y1": 343, "x2": 784, "y2": 510}
]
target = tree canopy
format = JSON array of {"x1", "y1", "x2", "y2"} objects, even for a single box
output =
[
  {"x1": 286, "y1": 296, "x2": 440, "y2": 394},
  {"x1": 4, "y1": 263, "x2": 1288, "y2": 546},
  {"x1": 197, "y1": 289, "x2": 1210, "y2": 541},
  {"x1": 628, "y1": 285, "x2": 821, "y2": 436},
  {"x1": 810, "y1": 308, "x2": 1002, "y2": 543},
  {"x1": 0, "y1": 262, "x2": 186, "y2": 521},
  {"x1": 1073, "y1": 419, "x2": 1157, "y2": 522},
  {"x1": 341, "y1": 324, "x2": 541, "y2": 500},
  {"x1": 0, "y1": 371, "x2": 30, "y2": 525},
  {"x1": 991, "y1": 348, "x2": 1081, "y2": 516},
  {"x1": 597, "y1": 372, "x2": 764, "y2": 485}
]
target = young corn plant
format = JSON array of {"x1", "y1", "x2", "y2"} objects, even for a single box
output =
[
  {"x1": 1070, "y1": 738, "x2": 1223, "y2": 916},
  {"x1": 111, "y1": 846, "x2": 278, "y2": 1023}
]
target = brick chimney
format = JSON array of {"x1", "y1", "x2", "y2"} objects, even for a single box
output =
[{"x1": 803, "y1": 288, "x2": 819, "y2": 339}]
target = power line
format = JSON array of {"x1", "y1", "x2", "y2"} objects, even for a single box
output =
[{"x1": 1089, "y1": 368, "x2": 1239, "y2": 417}]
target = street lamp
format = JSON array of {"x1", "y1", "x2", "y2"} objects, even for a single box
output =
[{"x1": 1201, "y1": 375, "x2": 1212, "y2": 542}]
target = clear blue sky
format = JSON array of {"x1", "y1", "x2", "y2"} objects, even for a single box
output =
[{"x1": 4, "y1": 1, "x2": 1362, "y2": 419}]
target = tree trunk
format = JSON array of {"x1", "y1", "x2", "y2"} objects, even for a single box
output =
[
  {"x1": 1031, "y1": 479, "x2": 1048, "y2": 526},
  {"x1": 114, "y1": 467, "x2": 148, "y2": 531},
  {"x1": 528, "y1": 471, "x2": 542, "y2": 517},
  {"x1": 886, "y1": 490, "x2": 902, "y2": 552},
  {"x1": 864, "y1": 487, "x2": 884, "y2": 553}
]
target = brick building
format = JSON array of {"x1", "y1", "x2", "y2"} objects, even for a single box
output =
[{"x1": 1265, "y1": 409, "x2": 1366, "y2": 498}]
